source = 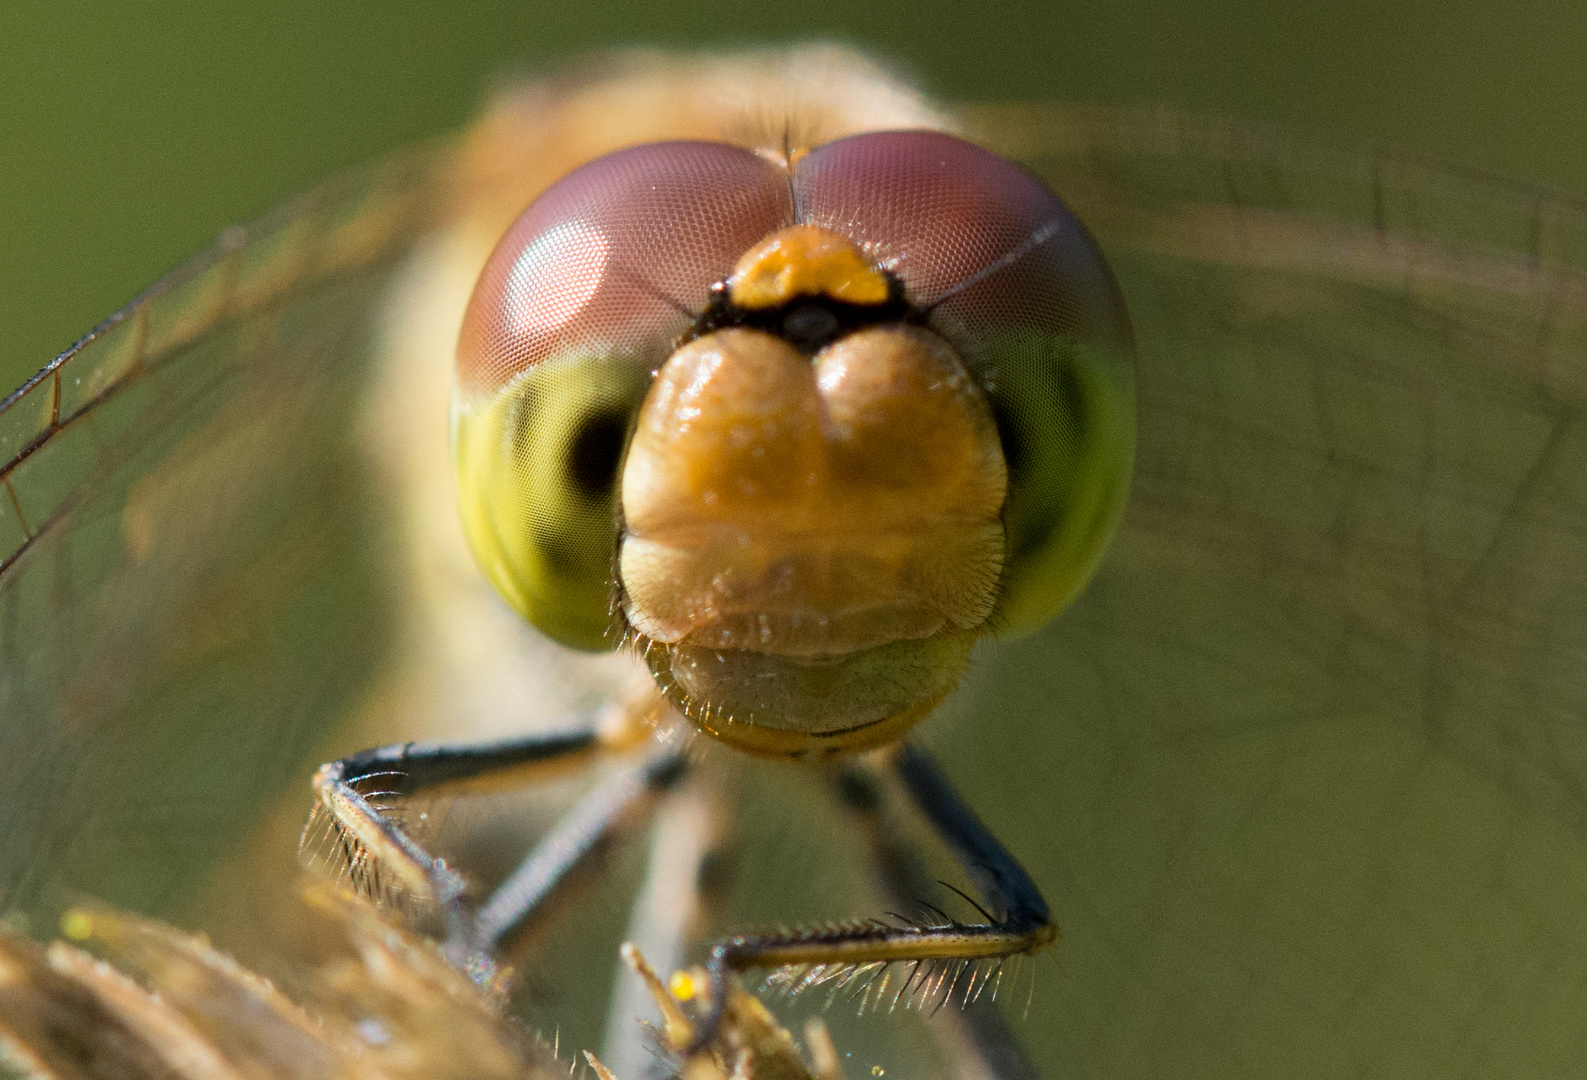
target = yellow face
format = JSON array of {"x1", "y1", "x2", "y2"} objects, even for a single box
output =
[{"x1": 453, "y1": 126, "x2": 1135, "y2": 757}]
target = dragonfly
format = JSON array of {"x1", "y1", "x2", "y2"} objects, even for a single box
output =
[{"x1": 4, "y1": 43, "x2": 1587, "y2": 1080}]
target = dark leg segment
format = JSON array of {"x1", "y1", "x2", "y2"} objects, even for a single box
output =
[
  {"x1": 692, "y1": 740, "x2": 1056, "y2": 1050},
  {"x1": 836, "y1": 749, "x2": 1046, "y2": 1080},
  {"x1": 306, "y1": 724, "x2": 608, "y2": 915},
  {"x1": 306, "y1": 724, "x2": 606, "y2": 913},
  {"x1": 892, "y1": 741, "x2": 1051, "y2": 932},
  {"x1": 460, "y1": 744, "x2": 688, "y2": 960},
  {"x1": 306, "y1": 716, "x2": 688, "y2": 981}
]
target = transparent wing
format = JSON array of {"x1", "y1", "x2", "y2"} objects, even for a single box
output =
[
  {"x1": 7, "y1": 93, "x2": 1587, "y2": 1079},
  {"x1": 0, "y1": 142, "x2": 444, "y2": 925},
  {"x1": 941, "y1": 104, "x2": 1587, "y2": 1078}
]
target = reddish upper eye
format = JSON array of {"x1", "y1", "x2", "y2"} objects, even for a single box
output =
[
  {"x1": 792, "y1": 130, "x2": 1132, "y2": 359},
  {"x1": 456, "y1": 128, "x2": 1136, "y2": 649},
  {"x1": 457, "y1": 130, "x2": 1130, "y2": 398},
  {"x1": 456, "y1": 141, "x2": 792, "y2": 397}
]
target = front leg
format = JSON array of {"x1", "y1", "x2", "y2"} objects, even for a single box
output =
[
  {"x1": 301, "y1": 705, "x2": 672, "y2": 956},
  {"x1": 305, "y1": 725, "x2": 607, "y2": 914},
  {"x1": 835, "y1": 748, "x2": 1048, "y2": 1080},
  {"x1": 689, "y1": 741, "x2": 1057, "y2": 1048}
]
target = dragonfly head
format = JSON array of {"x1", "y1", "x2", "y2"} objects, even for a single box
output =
[{"x1": 454, "y1": 132, "x2": 1136, "y2": 758}]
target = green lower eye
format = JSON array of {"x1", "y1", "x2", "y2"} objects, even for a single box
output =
[
  {"x1": 981, "y1": 333, "x2": 1137, "y2": 635},
  {"x1": 453, "y1": 351, "x2": 651, "y2": 651}
]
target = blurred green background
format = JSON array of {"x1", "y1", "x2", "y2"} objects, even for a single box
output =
[
  {"x1": 5, "y1": 4, "x2": 1587, "y2": 1075},
  {"x1": 4, "y1": 0, "x2": 1587, "y2": 395}
]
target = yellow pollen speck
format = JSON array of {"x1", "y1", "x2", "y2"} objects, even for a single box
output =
[
  {"x1": 670, "y1": 969, "x2": 699, "y2": 1001},
  {"x1": 728, "y1": 225, "x2": 889, "y2": 310},
  {"x1": 60, "y1": 910, "x2": 94, "y2": 941}
]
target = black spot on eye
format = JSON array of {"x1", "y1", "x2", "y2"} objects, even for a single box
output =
[
  {"x1": 568, "y1": 410, "x2": 628, "y2": 497},
  {"x1": 989, "y1": 396, "x2": 1026, "y2": 488},
  {"x1": 534, "y1": 528, "x2": 585, "y2": 576},
  {"x1": 1051, "y1": 358, "x2": 1088, "y2": 448}
]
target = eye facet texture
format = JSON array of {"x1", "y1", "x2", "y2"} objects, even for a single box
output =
[
  {"x1": 791, "y1": 132, "x2": 1136, "y2": 632},
  {"x1": 457, "y1": 141, "x2": 794, "y2": 398},
  {"x1": 794, "y1": 130, "x2": 1131, "y2": 350},
  {"x1": 456, "y1": 132, "x2": 1135, "y2": 652}
]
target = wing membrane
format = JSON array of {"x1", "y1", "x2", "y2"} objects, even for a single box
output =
[
  {"x1": 5, "y1": 94, "x2": 1587, "y2": 1077},
  {"x1": 0, "y1": 144, "x2": 443, "y2": 922},
  {"x1": 943, "y1": 105, "x2": 1587, "y2": 1077}
]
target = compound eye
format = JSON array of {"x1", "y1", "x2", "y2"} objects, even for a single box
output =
[
  {"x1": 793, "y1": 132, "x2": 1138, "y2": 634},
  {"x1": 455, "y1": 142, "x2": 793, "y2": 650}
]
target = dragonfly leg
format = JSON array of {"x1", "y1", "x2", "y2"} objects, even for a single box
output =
[
  {"x1": 304, "y1": 702, "x2": 681, "y2": 964},
  {"x1": 308, "y1": 723, "x2": 608, "y2": 909},
  {"x1": 455, "y1": 742, "x2": 688, "y2": 967},
  {"x1": 689, "y1": 740, "x2": 1056, "y2": 1052},
  {"x1": 834, "y1": 752, "x2": 1046, "y2": 1080}
]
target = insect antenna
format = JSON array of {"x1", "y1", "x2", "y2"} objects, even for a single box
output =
[
  {"x1": 607, "y1": 260, "x2": 698, "y2": 320},
  {"x1": 922, "y1": 217, "x2": 1062, "y2": 312}
]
